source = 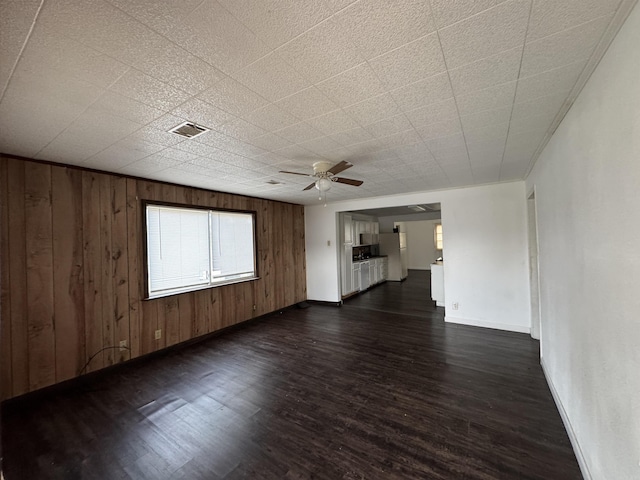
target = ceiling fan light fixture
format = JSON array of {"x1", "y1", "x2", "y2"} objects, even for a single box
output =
[{"x1": 315, "y1": 177, "x2": 332, "y2": 192}]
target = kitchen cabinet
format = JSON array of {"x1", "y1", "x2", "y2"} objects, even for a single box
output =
[{"x1": 352, "y1": 263, "x2": 361, "y2": 292}]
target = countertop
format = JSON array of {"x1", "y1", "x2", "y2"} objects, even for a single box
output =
[{"x1": 352, "y1": 255, "x2": 387, "y2": 264}]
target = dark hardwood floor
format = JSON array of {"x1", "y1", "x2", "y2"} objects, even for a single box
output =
[{"x1": 2, "y1": 271, "x2": 581, "y2": 479}]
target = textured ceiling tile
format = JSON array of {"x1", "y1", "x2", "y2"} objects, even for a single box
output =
[
  {"x1": 330, "y1": 126, "x2": 374, "y2": 146},
  {"x1": 82, "y1": 139, "x2": 163, "y2": 169},
  {"x1": 247, "y1": 133, "x2": 293, "y2": 152},
  {"x1": 390, "y1": 72, "x2": 454, "y2": 111},
  {"x1": 438, "y1": 0, "x2": 530, "y2": 69},
  {"x1": 104, "y1": 0, "x2": 204, "y2": 35},
  {"x1": 273, "y1": 121, "x2": 323, "y2": 144},
  {"x1": 429, "y1": 0, "x2": 510, "y2": 29},
  {"x1": 91, "y1": 91, "x2": 164, "y2": 125},
  {"x1": 0, "y1": 69, "x2": 105, "y2": 157},
  {"x1": 171, "y1": 98, "x2": 234, "y2": 129},
  {"x1": 0, "y1": 0, "x2": 42, "y2": 88},
  {"x1": 426, "y1": 133, "x2": 467, "y2": 153},
  {"x1": 109, "y1": 69, "x2": 192, "y2": 111},
  {"x1": 297, "y1": 135, "x2": 344, "y2": 155},
  {"x1": 526, "y1": 0, "x2": 621, "y2": 42},
  {"x1": 448, "y1": 46, "x2": 522, "y2": 96},
  {"x1": 509, "y1": 110, "x2": 557, "y2": 135},
  {"x1": 164, "y1": 0, "x2": 271, "y2": 75},
  {"x1": 16, "y1": 26, "x2": 130, "y2": 91},
  {"x1": 197, "y1": 77, "x2": 269, "y2": 117},
  {"x1": 274, "y1": 87, "x2": 339, "y2": 121},
  {"x1": 35, "y1": 138, "x2": 111, "y2": 165},
  {"x1": 364, "y1": 114, "x2": 414, "y2": 138},
  {"x1": 218, "y1": 0, "x2": 332, "y2": 49},
  {"x1": 127, "y1": 125, "x2": 185, "y2": 147},
  {"x1": 415, "y1": 117, "x2": 463, "y2": 140},
  {"x1": 455, "y1": 81, "x2": 517, "y2": 116},
  {"x1": 276, "y1": 17, "x2": 364, "y2": 84},
  {"x1": 232, "y1": 53, "x2": 310, "y2": 103},
  {"x1": 464, "y1": 122, "x2": 509, "y2": 146},
  {"x1": 214, "y1": 117, "x2": 267, "y2": 141},
  {"x1": 37, "y1": 0, "x2": 165, "y2": 67},
  {"x1": 503, "y1": 128, "x2": 546, "y2": 161},
  {"x1": 511, "y1": 91, "x2": 567, "y2": 122},
  {"x1": 305, "y1": 109, "x2": 360, "y2": 136},
  {"x1": 316, "y1": 63, "x2": 386, "y2": 107},
  {"x1": 520, "y1": 14, "x2": 613, "y2": 78},
  {"x1": 344, "y1": 94, "x2": 402, "y2": 126},
  {"x1": 403, "y1": 98, "x2": 459, "y2": 127},
  {"x1": 336, "y1": 0, "x2": 436, "y2": 59},
  {"x1": 243, "y1": 103, "x2": 299, "y2": 131},
  {"x1": 460, "y1": 106, "x2": 512, "y2": 132},
  {"x1": 515, "y1": 61, "x2": 585, "y2": 103},
  {"x1": 499, "y1": 160, "x2": 529, "y2": 180},
  {"x1": 376, "y1": 129, "x2": 423, "y2": 149},
  {"x1": 368, "y1": 32, "x2": 446, "y2": 90},
  {"x1": 134, "y1": 40, "x2": 225, "y2": 94}
]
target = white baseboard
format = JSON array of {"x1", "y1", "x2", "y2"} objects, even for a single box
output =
[
  {"x1": 444, "y1": 315, "x2": 531, "y2": 334},
  {"x1": 541, "y1": 358, "x2": 591, "y2": 480}
]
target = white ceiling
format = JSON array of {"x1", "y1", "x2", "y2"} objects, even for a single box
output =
[{"x1": 0, "y1": 0, "x2": 635, "y2": 205}]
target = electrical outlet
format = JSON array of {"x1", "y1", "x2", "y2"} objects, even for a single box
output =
[
  {"x1": 452, "y1": 302, "x2": 459, "y2": 310},
  {"x1": 119, "y1": 340, "x2": 127, "y2": 351},
  {"x1": 154, "y1": 329, "x2": 162, "y2": 340}
]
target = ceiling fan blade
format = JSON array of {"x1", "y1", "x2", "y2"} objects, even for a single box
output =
[
  {"x1": 303, "y1": 182, "x2": 316, "y2": 191},
  {"x1": 334, "y1": 177, "x2": 363, "y2": 187},
  {"x1": 327, "y1": 161, "x2": 353, "y2": 175},
  {"x1": 279, "y1": 170, "x2": 313, "y2": 177}
]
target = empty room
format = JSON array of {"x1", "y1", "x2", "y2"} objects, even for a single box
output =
[{"x1": 1, "y1": 1, "x2": 638, "y2": 479}]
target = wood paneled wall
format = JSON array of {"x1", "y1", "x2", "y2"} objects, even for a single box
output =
[{"x1": 0, "y1": 156, "x2": 306, "y2": 400}]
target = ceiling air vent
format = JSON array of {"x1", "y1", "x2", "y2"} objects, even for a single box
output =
[
  {"x1": 266, "y1": 180, "x2": 283, "y2": 185},
  {"x1": 169, "y1": 121, "x2": 209, "y2": 139}
]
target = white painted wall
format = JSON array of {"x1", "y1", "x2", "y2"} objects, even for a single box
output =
[
  {"x1": 305, "y1": 182, "x2": 531, "y2": 333},
  {"x1": 405, "y1": 220, "x2": 440, "y2": 270},
  {"x1": 525, "y1": 4, "x2": 640, "y2": 479}
]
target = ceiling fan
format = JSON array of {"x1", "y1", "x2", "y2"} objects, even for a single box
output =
[{"x1": 279, "y1": 160, "x2": 364, "y2": 193}]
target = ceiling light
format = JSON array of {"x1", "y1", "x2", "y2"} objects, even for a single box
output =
[
  {"x1": 408, "y1": 205, "x2": 426, "y2": 212},
  {"x1": 315, "y1": 177, "x2": 332, "y2": 192}
]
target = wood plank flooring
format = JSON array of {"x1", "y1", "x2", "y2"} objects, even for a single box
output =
[{"x1": 1, "y1": 271, "x2": 581, "y2": 479}]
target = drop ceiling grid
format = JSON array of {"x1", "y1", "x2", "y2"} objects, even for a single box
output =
[{"x1": 0, "y1": 0, "x2": 632, "y2": 204}]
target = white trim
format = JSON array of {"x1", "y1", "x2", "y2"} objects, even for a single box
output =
[
  {"x1": 541, "y1": 358, "x2": 591, "y2": 480},
  {"x1": 445, "y1": 315, "x2": 530, "y2": 334}
]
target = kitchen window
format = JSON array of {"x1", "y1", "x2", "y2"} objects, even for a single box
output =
[
  {"x1": 435, "y1": 224, "x2": 443, "y2": 250},
  {"x1": 144, "y1": 202, "x2": 257, "y2": 299}
]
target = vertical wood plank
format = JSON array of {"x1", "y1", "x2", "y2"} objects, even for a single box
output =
[
  {"x1": 126, "y1": 178, "x2": 141, "y2": 359},
  {"x1": 193, "y1": 290, "x2": 209, "y2": 338},
  {"x1": 137, "y1": 180, "x2": 158, "y2": 355},
  {"x1": 283, "y1": 203, "x2": 295, "y2": 307},
  {"x1": 7, "y1": 159, "x2": 28, "y2": 395},
  {"x1": 0, "y1": 158, "x2": 13, "y2": 399},
  {"x1": 293, "y1": 205, "x2": 307, "y2": 302},
  {"x1": 111, "y1": 176, "x2": 130, "y2": 363},
  {"x1": 25, "y1": 162, "x2": 55, "y2": 390},
  {"x1": 82, "y1": 171, "x2": 104, "y2": 372},
  {"x1": 99, "y1": 174, "x2": 115, "y2": 366},
  {"x1": 52, "y1": 167, "x2": 85, "y2": 383},
  {"x1": 164, "y1": 296, "x2": 180, "y2": 347},
  {"x1": 177, "y1": 294, "x2": 194, "y2": 343}
]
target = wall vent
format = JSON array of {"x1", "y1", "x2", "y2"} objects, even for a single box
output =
[{"x1": 169, "y1": 121, "x2": 209, "y2": 139}]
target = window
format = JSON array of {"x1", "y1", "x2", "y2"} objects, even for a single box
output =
[
  {"x1": 145, "y1": 203, "x2": 257, "y2": 299},
  {"x1": 434, "y1": 224, "x2": 443, "y2": 250}
]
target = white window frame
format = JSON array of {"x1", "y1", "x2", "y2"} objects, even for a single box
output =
[
  {"x1": 144, "y1": 202, "x2": 258, "y2": 299},
  {"x1": 434, "y1": 223, "x2": 443, "y2": 250}
]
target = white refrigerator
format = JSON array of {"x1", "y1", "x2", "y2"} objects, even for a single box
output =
[{"x1": 379, "y1": 233, "x2": 408, "y2": 281}]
